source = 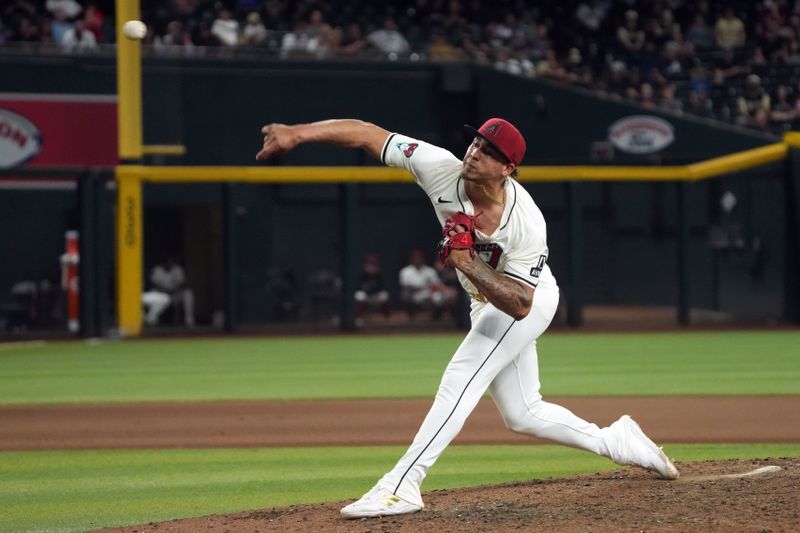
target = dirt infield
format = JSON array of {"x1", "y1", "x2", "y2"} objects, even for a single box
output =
[
  {"x1": 1, "y1": 396, "x2": 799, "y2": 450},
  {"x1": 4, "y1": 396, "x2": 798, "y2": 532},
  {"x1": 98, "y1": 458, "x2": 800, "y2": 532}
]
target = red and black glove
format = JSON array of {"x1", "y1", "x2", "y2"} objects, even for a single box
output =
[{"x1": 437, "y1": 212, "x2": 478, "y2": 265}]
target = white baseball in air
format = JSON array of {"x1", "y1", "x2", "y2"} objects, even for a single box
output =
[{"x1": 123, "y1": 20, "x2": 147, "y2": 40}]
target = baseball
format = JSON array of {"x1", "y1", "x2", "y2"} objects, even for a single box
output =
[{"x1": 122, "y1": 20, "x2": 147, "y2": 40}]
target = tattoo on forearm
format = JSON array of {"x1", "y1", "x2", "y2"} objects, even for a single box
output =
[{"x1": 460, "y1": 257, "x2": 531, "y2": 317}]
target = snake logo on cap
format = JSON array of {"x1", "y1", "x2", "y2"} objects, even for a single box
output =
[{"x1": 484, "y1": 121, "x2": 504, "y2": 137}]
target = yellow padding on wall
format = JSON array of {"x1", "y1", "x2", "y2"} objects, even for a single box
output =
[{"x1": 116, "y1": 142, "x2": 789, "y2": 184}]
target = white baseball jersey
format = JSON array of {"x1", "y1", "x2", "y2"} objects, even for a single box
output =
[
  {"x1": 346, "y1": 132, "x2": 665, "y2": 511},
  {"x1": 382, "y1": 133, "x2": 558, "y2": 305}
]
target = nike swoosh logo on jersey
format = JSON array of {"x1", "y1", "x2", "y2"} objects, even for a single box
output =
[{"x1": 437, "y1": 196, "x2": 452, "y2": 203}]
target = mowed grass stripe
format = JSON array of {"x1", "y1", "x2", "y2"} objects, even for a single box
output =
[
  {"x1": 0, "y1": 331, "x2": 798, "y2": 404},
  {"x1": 1, "y1": 444, "x2": 799, "y2": 533}
]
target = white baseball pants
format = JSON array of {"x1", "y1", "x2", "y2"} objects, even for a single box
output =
[{"x1": 378, "y1": 286, "x2": 610, "y2": 506}]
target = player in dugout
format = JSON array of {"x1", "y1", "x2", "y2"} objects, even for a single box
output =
[{"x1": 256, "y1": 118, "x2": 679, "y2": 518}]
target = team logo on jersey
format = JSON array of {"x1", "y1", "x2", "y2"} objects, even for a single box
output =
[
  {"x1": 475, "y1": 243, "x2": 503, "y2": 269},
  {"x1": 397, "y1": 142, "x2": 419, "y2": 158},
  {"x1": 530, "y1": 255, "x2": 547, "y2": 278}
]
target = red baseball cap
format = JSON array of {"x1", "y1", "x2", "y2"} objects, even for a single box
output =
[{"x1": 464, "y1": 118, "x2": 526, "y2": 166}]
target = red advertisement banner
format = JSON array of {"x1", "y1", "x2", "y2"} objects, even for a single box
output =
[{"x1": 0, "y1": 94, "x2": 117, "y2": 168}]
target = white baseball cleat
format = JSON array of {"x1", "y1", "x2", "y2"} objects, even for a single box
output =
[
  {"x1": 605, "y1": 415, "x2": 680, "y2": 480},
  {"x1": 340, "y1": 485, "x2": 423, "y2": 518}
]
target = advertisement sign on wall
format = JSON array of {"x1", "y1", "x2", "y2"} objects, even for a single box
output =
[
  {"x1": 0, "y1": 93, "x2": 117, "y2": 168},
  {"x1": 608, "y1": 115, "x2": 675, "y2": 154}
]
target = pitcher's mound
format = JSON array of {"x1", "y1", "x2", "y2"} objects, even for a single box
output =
[{"x1": 102, "y1": 457, "x2": 798, "y2": 532}]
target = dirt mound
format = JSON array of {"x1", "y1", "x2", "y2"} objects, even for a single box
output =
[{"x1": 101, "y1": 457, "x2": 799, "y2": 532}]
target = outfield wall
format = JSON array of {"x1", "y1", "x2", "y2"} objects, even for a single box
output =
[{"x1": 0, "y1": 53, "x2": 790, "y2": 329}]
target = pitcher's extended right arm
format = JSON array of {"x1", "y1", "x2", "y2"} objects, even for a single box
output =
[{"x1": 256, "y1": 119, "x2": 390, "y2": 161}]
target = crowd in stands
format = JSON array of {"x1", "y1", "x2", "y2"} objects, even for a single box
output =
[{"x1": 4, "y1": 0, "x2": 800, "y2": 134}]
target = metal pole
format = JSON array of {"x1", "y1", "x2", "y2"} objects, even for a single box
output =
[
  {"x1": 78, "y1": 170, "x2": 96, "y2": 338},
  {"x1": 566, "y1": 181, "x2": 583, "y2": 326},
  {"x1": 223, "y1": 182, "x2": 238, "y2": 333},
  {"x1": 785, "y1": 149, "x2": 800, "y2": 323},
  {"x1": 676, "y1": 181, "x2": 690, "y2": 326},
  {"x1": 339, "y1": 183, "x2": 358, "y2": 331},
  {"x1": 95, "y1": 171, "x2": 112, "y2": 336}
]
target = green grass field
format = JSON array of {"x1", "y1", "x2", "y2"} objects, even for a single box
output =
[
  {"x1": 2, "y1": 444, "x2": 800, "y2": 533},
  {"x1": 0, "y1": 330, "x2": 798, "y2": 404},
  {"x1": 0, "y1": 330, "x2": 798, "y2": 532}
]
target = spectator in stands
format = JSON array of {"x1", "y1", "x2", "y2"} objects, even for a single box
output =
[
  {"x1": 575, "y1": 0, "x2": 608, "y2": 35},
  {"x1": 659, "y1": 40, "x2": 685, "y2": 81},
  {"x1": 688, "y1": 86, "x2": 714, "y2": 117},
  {"x1": 38, "y1": 16, "x2": 55, "y2": 45},
  {"x1": 786, "y1": 39, "x2": 800, "y2": 64},
  {"x1": 657, "y1": 8, "x2": 681, "y2": 45},
  {"x1": 304, "y1": 9, "x2": 327, "y2": 41},
  {"x1": 261, "y1": 0, "x2": 289, "y2": 32},
  {"x1": 211, "y1": 7, "x2": 238, "y2": 46},
  {"x1": 367, "y1": 15, "x2": 410, "y2": 56},
  {"x1": 659, "y1": 82, "x2": 683, "y2": 112},
  {"x1": 13, "y1": 16, "x2": 39, "y2": 42},
  {"x1": 528, "y1": 23, "x2": 552, "y2": 61},
  {"x1": 50, "y1": 8, "x2": 71, "y2": 44},
  {"x1": 83, "y1": 2, "x2": 103, "y2": 42},
  {"x1": 3, "y1": 0, "x2": 800, "y2": 135},
  {"x1": 604, "y1": 60, "x2": 630, "y2": 96},
  {"x1": 314, "y1": 23, "x2": 341, "y2": 58},
  {"x1": 281, "y1": 19, "x2": 314, "y2": 58},
  {"x1": 737, "y1": 74, "x2": 772, "y2": 128},
  {"x1": 536, "y1": 49, "x2": 569, "y2": 81},
  {"x1": 715, "y1": 7, "x2": 746, "y2": 49},
  {"x1": 45, "y1": 0, "x2": 81, "y2": 19},
  {"x1": 643, "y1": 10, "x2": 668, "y2": 46},
  {"x1": 770, "y1": 83, "x2": 796, "y2": 127},
  {"x1": 428, "y1": 29, "x2": 462, "y2": 61},
  {"x1": 0, "y1": 19, "x2": 7, "y2": 45},
  {"x1": 792, "y1": 79, "x2": 800, "y2": 115},
  {"x1": 714, "y1": 48, "x2": 749, "y2": 85},
  {"x1": 757, "y1": 0, "x2": 789, "y2": 36},
  {"x1": 355, "y1": 253, "x2": 390, "y2": 321},
  {"x1": 751, "y1": 45, "x2": 769, "y2": 66},
  {"x1": 616, "y1": 10, "x2": 645, "y2": 58},
  {"x1": 241, "y1": 12, "x2": 268, "y2": 46},
  {"x1": 193, "y1": 21, "x2": 221, "y2": 47},
  {"x1": 565, "y1": 47, "x2": 593, "y2": 86},
  {"x1": 62, "y1": 18, "x2": 97, "y2": 51},
  {"x1": 168, "y1": 0, "x2": 198, "y2": 18},
  {"x1": 338, "y1": 22, "x2": 368, "y2": 56},
  {"x1": 399, "y1": 249, "x2": 455, "y2": 320},
  {"x1": 154, "y1": 20, "x2": 193, "y2": 51},
  {"x1": 639, "y1": 82, "x2": 657, "y2": 109},
  {"x1": 686, "y1": 14, "x2": 715, "y2": 50},
  {"x1": 625, "y1": 68, "x2": 642, "y2": 99}
]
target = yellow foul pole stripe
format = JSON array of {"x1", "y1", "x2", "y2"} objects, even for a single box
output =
[
  {"x1": 115, "y1": 0, "x2": 142, "y2": 160},
  {"x1": 115, "y1": 172, "x2": 143, "y2": 337},
  {"x1": 115, "y1": 0, "x2": 143, "y2": 336}
]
